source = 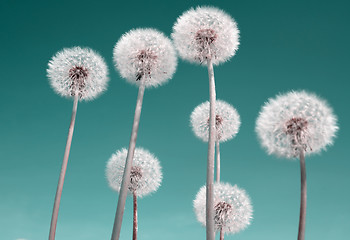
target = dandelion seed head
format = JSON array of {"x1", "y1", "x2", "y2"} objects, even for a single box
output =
[
  {"x1": 113, "y1": 28, "x2": 177, "y2": 88},
  {"x1": 172, "y1": 6, "x2": 240, "y2": 65},
  {"x1": 47, "y1": 47, "x2": 109, "y2": 101},
  {"x1": 190, "y1": 100, "x2": 241, "y2": 142},
  {"x1": 214, "y1": 201, "x2": 233, "y2": 228},
  {"x1": 129, "y1": 166, "x2": 143, "y2": 192},
  {"x1": 106, "y1": 148, "x2": 162, "y2": 198},
  {"x1": 193, "y1": 182, "x2": 253, "y2": 234},
  {"x1": 256, "y1": 90, "x2": 339, "y2": 158}
]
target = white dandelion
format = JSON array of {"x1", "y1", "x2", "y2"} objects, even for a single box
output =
[
  {"x1": 194, "y1": 182, "x2": 253, "y2": 240},
  {"x1": 191, "y1": 100, "x2": 240, "y2": 142},
  {"x1": 172, "y1": 7, "x2": 240, "y2": 239},
  {"x1": 255, "y1": 90, "x2": 338, "y2": 240},
  {"x1": 46, "y1": 47, "x2": 108, "y2": 240},
  {"x1": 113, "y1": 28, "x2": 177, "y2": 88},
  {"x1": 256, "y1": 91, "x2": 338, "y2": 159},
  {"x1": 106, "y1": 148, "x2": 162, "y2": 197},
  {"x1": 111, "y1": 28, "x2": 177, "y2": 240},
  {"x1": 106, "y1": 148, "x2": 162, "y2": 240},
  {"x1": 47, "y1": 46, "x2": 109, "y2": 101},
  {"x1": 190, "y1": 100, "x2": 241, "y2": 181},
  {"x1": 172, "y1": 6, "x2": 239, "y2": 65}
]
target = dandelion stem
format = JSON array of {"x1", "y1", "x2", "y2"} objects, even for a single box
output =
[
  {"x1": 206, "y1": 57, "x2": 216, "y2": 240},
  {"x1": 216, "y1": 140, "x2": 220, "y2": 182},
  {"x1": 298, "y1": 149, "x2": 307, "y2": 240},
  {"x1": 133, "y1": 192, "x2": 138, "y2": 240},
  {"x1": 220, "y1": 228, "x2": 224, "y2": 240},
  {"x1": 111, "y1": 81, "x2": 146, "y2": 240},
  {"x1": 49, "y1": 95, "x2": 79, "y2": 240}
]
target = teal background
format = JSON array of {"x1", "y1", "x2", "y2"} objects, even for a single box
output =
[{"x1": 1, "y1": 0, "x2": 349, "y2": 239}]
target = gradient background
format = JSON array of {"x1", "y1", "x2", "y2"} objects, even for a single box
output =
[{"x1": 1, "y1": 0, "x2": 349, "y2": 239}]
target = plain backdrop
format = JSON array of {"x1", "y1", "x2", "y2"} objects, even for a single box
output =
[{"x1": 0, "y1": 0, "x2": 349, "y2": 239}]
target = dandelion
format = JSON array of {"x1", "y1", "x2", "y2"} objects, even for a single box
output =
[
  {"x1": 106, "y1": 148, "x2": 162, "y2": 240},
  {"x1": 47, "y1": 47, "x2": 109, "y2": 101},
  {"x1": 191, "y1": 100, "x2": 241, "y2": 143},
  {"x1": 111, "y1": 28, "x2": 176, "y2": 240},
  {"x1": 194, "y1": 182, "x2": 253, "y2": 240},
  {"x1": 46, "y1": 47, "x2": 108, "y2": 240},
  {"x1": 190, "y1": 100, "x2": 240, "y2": 181},
  {"x1": 113, "y1": 28, "x2": 177, "y2": 88},
  {"x1": 255, "y1": 90, "x2": 338, "y2": 240},
  {"x1": 172, "y1": 6, "x2": 240, "y2": 65},
  {"x1": 256, "y1": 91, "x2": 338, "y2": 158},
  {"x1": 172, "y1": 7, "x2": 240, "y2": 239}
]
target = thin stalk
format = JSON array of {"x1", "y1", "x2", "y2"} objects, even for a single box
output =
[
  {"x1": 216, "y1": 140, "x2": 220, "y2": 182},
  {"x1": 49, "y1": 95, "x2": 79, "y2": 240},
  {"x1": 298, "y1": 149, "x2": 307, "y2": 240},
  {"x1": 111, "y1": 81, "x2": 146, "y2": 240},
  {"x1": 206, "y1": 57, "x2": 216, "y2": 240},
  {"x1": 133, "y1": 192, "x2": 138, "y2": 240},
  {"x1": 220, "y1": 228, "x2": 224, "y2": 240}
]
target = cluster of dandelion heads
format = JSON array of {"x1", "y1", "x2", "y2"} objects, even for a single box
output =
[
  {"x1": 194, "y1": 182, "x2": 253, "y2": 234},
  {"x1": 47, "y1": 47, "x2": 109, "y2": 101},
  {"x1": 190, "y1": 100, "x2": 241, "y2": 142},
  {"x1": 172, "y1": 6, "x2": 240, "y2": 65},
  {"x1": 256, "y1": 90, "x2": 338, "y2": 159},
  {"x1": 106, "y1": 148, "x2": 162, "y2": 198},
  {"x1": 113, "y1": 28, "x2": 177, "y2": 88}
]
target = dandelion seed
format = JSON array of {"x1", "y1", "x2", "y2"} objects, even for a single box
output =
[
  {"x1": 194, "y1": 182, "x2": 253, "y2": 239},
  {"x1": 255, "y1": 90, "x2": 338, "y2": 240},
  {"x1": 111, "y1": 28, "x2": 177, "y2": 240},
  {"x1": 106, "y1": 148, "x2": 162, "y2": 240},
  {"x1": 46, "y1": 47, "x2": 108, "y2": 240}
]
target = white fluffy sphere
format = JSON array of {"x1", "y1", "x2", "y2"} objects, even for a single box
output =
[
  {"x1": 106, "y1": 148, "x2": 162, "y2": 198},
  {"x1": 113, "y1": 28, "x2": 177, "y2": 88},
  {"x1": 194, "y1": 182, "x2": 253, "y2": 234},
  {"x1": 172, "y1": 6, "x2": 240, "y2": 65},
  {"x1": 190, "y1": 100, "x2": 241, "y2": 142},
  {"x1": 47, "y1": 47, "x2": 109, "y2": 101},
  {"x1": 256, "y1": 90, "x2": 338, "y2": 158}
]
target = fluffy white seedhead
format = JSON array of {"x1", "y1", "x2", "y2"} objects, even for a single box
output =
[
  {"x1": 47, "y1": 47, "x2": 109, "y2": 101},
  {"x1": 190, "y1": 100, "x2": 241, "y2": 142},
  {"x1": 194, "y1": 182, "x2": 253, "y2": 234},
  {"x1": 256, "y1": 90, "x2": 338, "y2": 159},
  {"x1": 113, "y1": 28, "x2": 177, "y2": 88},
  {"x1": 106, "y1": 148, "x2": 162, "y2": 198},
  {"x1": 172, "y1": 6, "x2": 240, "y2": 65}
]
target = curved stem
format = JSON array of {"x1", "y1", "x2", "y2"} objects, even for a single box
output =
[
  {"x1": 298, "y1": 149, "x2": 307, "y2": 240},
  {"x1": 111, "y1": 82, "x2": 146, "y2": 240},
  {"x1": 49, "y1": 95, "x2": 79, "y2": 240},
  {"x1": 206, "y1": 57, "x2": 216, "y2": 240},
  {"x1": 216, "y1": 140, "x2": 220, "y2": 182},
  {"x1": 133, "y1": 192, "x2": 138, "y2": 240}
]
